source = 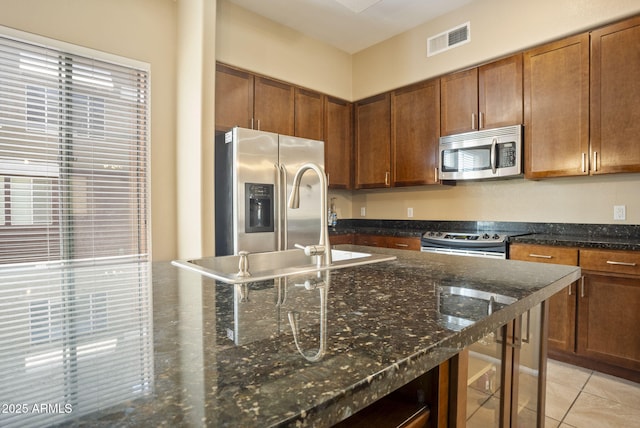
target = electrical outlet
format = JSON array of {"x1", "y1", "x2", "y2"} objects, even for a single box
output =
[
  {"x1": 360, "y1": 207, "x2": 366, "y2": 217},
  {"x1": 614, "y1": 205, "x2": 626, "y2": 221},
  {"x1": 407, "y1": 207, "x2": 414, "y2": 218}
]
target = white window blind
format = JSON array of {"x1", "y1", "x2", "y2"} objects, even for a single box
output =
[
  {"x1": 0, "y1": 32, "x2": 150, "y2": 265},
  {"x1": 0, "y1": 31, "x2": 152, "y2": 428},
  {"x1": 0, "y1": 261, "x2": 153, "y2": 428}
]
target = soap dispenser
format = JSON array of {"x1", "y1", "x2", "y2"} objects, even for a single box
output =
[{"x1": 329, "y1": 197, "x2": 337, "y2": 227}]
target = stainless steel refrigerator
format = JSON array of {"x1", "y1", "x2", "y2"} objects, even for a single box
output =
[{"x1": 215, "y1": 127, "x2": 325, "y2": 256}]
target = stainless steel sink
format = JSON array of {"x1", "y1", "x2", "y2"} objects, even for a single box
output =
[{"x1": 171, "y1": 249, "x2": 396, "y2": 284}]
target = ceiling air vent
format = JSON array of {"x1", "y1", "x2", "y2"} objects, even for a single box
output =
[{"x1": 427, "y1": 22, "x2": 470, "y2": 57}]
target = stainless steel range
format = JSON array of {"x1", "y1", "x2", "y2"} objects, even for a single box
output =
[{"x1": 420, "y1": 231, "x2": 522, "y2": 259}]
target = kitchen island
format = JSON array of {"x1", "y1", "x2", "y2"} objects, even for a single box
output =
[{"x1": 5, "y1": 246, "x2": 580, "y2": 428}]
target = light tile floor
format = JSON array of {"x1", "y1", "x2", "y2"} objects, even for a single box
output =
[
  {"x1": 548, "y1": 359, "x2": 640, "y2": 428},
  {"x1": 466, "y1": 358, "x2": 640, "y2": 427}
]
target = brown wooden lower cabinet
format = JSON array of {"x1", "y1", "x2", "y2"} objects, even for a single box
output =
[
  {"x1": 510, "y1": 243, "x2": 640, "y2": 383},
  {"x1": 329, "y1": 233, "x2": 421, "y2": 250},
  {"x1": 386, "y1": 236, "x2": 420, "y2": 251},
  {"x1": 509, "y1": 244, "x2": 578, "y2": 354},
  {"x1": 329, "y1": 233, "x2": 354, "y2": 246},
  {"x1": 353, "y1": 234, "x2": 421, "y2": 251},
  {"x1": 577, "y1": 273, "x2": 640, "y2": 373}
]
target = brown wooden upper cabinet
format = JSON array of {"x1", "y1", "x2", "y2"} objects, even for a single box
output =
[
  {"x1": 215, "y1": 63, "x2": 294, "y2": 135},
  {"x1": 355, "y1": 93, "x2": 391, "y2": 189},
  {"x1": 253, "y1": 76, "x2": 294, "y2": 135},
  {"x1": 324, "y1": 96, "x2": 353, "y2": 189},
  {"x1": 524, "y1": 34, "x2": 590, "y2": 179},
  {"x1": 440, "y1": 54, "x2": 523, "y2": 136},
  {"x1": 590, "y1": 15, "x2": 640, "y2": 175},
  {"x1": 215, "y1": 63, "x2": 254, "y2": 132},
  {"x1": 294, "y1": 87, "x2": 324, "y2": 141},
  {"x1": 392, "y1": 78, "x2": 441, "y2": 186},
  {"x1": 216, "y1": 63, "x2": 351, "y2": 188},
  {"x1": 355, "y1": 80, "x2": 442, "y2": 189},
  {"x1": 524, "y1": 15, "x2": 640, "y2": 180}
]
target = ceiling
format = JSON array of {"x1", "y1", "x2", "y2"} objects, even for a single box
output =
[{"x1": 226, "y1": 0, "x2": 476, "y2": 54}]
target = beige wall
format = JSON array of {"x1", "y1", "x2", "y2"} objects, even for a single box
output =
[
  {"x1": 215, "y1": 0, "x2": 352, "y2": 100},
  {"x1": 0, "y1": 0, "x2": 180, "y2": 260},
  {"x1": 353, "y1": 0, "x2": 640, "y2": 99},
  {"x1": 349, "y1": 174, "x2": 640, "y2": 224},
  {"x1": 176, "y1": 0, "x2": 217, "y2": 260}
]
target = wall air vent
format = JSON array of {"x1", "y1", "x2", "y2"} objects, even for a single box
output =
[{"x1": 427, "y1": 22, "x2": 470, "y2": 57}]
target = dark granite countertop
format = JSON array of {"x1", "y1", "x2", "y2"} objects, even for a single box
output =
[
  {"x1": 330, "y1": 220, "x2": 640, "y2": 251},
  {"x1": 38, "y1": 247, "x2": 580, "y2": 427}
]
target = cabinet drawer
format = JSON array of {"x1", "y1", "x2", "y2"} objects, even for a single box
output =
[
  {"x1": 509, "y1": 244, "x2": 578, "y2": 265},
  {"x1": 385, "y1": 236, "x2": 421, "y2": 251},
  {"x1": 354, "y1": 234, "x2": 384, "y2": 247},
  {"x1": 580, "y1": 249, "x2": 640, "y2": 275},
  {"x1": 330, "y1": 233, "x2": 353, "y2": 245},
  {"x1": 353, "y1": 234, "x2": 420, "y2": 251}
]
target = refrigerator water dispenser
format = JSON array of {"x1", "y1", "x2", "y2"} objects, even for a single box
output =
[{"x1": 245, "y1": 183, "x2": 274, "y2": 233}]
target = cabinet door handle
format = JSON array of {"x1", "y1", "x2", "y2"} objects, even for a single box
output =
[
  {"x1": 581, "y1": 152, "x2": 587, "y2": 173},
  {"x1": 479, "y1": 112, "x2": 484, "y2": 129},
  {"x1": 394, "y1": 243, "x2": 409, "y2": 248},
  {"x1": 528, "y1": 253, "x2": 552, "y2": 259},
  {"x1": 606, "y1": 260, "x2": 637, "y2": 267},
  {"x1": 434, "y1": 167, "x2": 438, "y2": 182},
  {"x1": 580, "y1": 276, "x2": 586, "y2": 298},
  {"x1": 568, "y1": 282, "x2": 573, "y2": 296},
  {"x1": 593, "y1": 151, "x2": 598, "y2": 172},
  {"x1": 384, "y1": 171, "x2": 390, "y2": 186},
  {"x1": 471, "y1": 113, "x2": 476, "y2": 130}
]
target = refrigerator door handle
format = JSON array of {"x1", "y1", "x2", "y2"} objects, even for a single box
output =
[
  {"x1": 277, "y1": 163, "x2": 288, "y2": 250},
  {"x1": 275, "y1": 163, "x2": 282, "y2": 250}
]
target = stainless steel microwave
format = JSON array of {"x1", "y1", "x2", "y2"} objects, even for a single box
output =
[{"x1": 438, "y1": 125, "x2": 523, "y2": 180}]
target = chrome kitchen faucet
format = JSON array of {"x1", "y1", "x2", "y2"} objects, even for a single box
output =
[{"x1": 288, "y1": 162, "x2": 332, "y2": 267}]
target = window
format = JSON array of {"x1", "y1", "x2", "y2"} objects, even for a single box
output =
[
  {"x1": 29, "y1": 298, "x2": 63, "y2": 343},
  {"x1": 9, "y1": 177, "x2": 53, "y2": 225},
  {"x1": 0, "y1": 29, "x2": 152, "y2": 428},
  {"x1": 0, "y1": 32, "x2": 150, "y2": 265}
]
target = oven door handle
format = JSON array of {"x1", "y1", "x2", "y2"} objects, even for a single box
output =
[{"x1": 490, "y1": 138, "x2": 497, "y2": 174}]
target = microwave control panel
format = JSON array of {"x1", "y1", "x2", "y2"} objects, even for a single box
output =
[{"x1": 498, "y1": 142, "x2": 517, "y2": 167}]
